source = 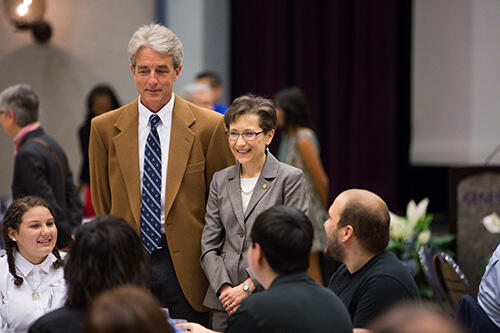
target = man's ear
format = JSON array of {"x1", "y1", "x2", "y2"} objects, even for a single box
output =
[
  {"x1": 342, "y1": 225, "x2": 354, "y2": 242},
  {"x1": 254, "y1": 243, "x2": 264, "y2": 263},
  {"x1": 174, "y1": 64, "x2": 182, "y2": 82}
]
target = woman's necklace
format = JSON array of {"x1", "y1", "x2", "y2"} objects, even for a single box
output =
[
  {"x1": 16, "y1": 267, "x2": 43, "y2": 300},
  {"x1": 239, "y1": 177, "x2": 256, "y2": 195}
]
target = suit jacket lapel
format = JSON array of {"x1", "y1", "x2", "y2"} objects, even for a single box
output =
[
  {"x1": 113, "y1": 99, "x2": 141, "y2": 227},
  {"x1": 227, "y1": 164, "x2": 245, "y2": 229},
  {"x1": 243, "y1": 153, "x2": 279, "y2": 220},
  {"x1": 164, "y1": 95, "x2": 195, "y2": 220}
]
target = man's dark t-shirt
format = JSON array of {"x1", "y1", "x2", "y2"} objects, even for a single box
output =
[
  {"x1": 328, "y1": 250, "x2": 420, "y2": 328},
  {"x1": 226, "y1": 272, "x2": 352, "y2": 333}
]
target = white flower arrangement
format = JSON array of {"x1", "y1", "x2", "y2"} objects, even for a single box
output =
[
  {"x1": 390, "y1": 198, "x2": 431, "y2": 244},
  {"x1": 389, "y1": 198, "x2": 455, "y2": 299},
  {"x1": 482, "y1": 212, "x2": 500, "y2": 234}
]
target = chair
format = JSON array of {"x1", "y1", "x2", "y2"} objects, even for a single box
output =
[
  {"x1": 455, "y1": 295, "x2": 500, "y2": 333},
  {"x1": 433, "y1": 251, "x2": 475, "y2": 313},
  {"x1": 418, "y1": 245, "x2": 448, "y2": 311}
]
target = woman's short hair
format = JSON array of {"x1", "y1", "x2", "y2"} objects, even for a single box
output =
[
  {"x1": 64, "y1": 216, "x2": 148, "y2": 309},
  {"x1": 127, "y1": 23, "x2": 183, "y2": 69},
  {"x1": 224, "y1": 94, "x2": 276, "y2": 133},
  {"x1": 1, "y1": 196, "x2": 64, "y2": 286},
  {"x1": 0, "y1": 84, "x2": 39, "y2": 127},
  {"x1": 84, "y1": 285, "x2": 174, "y2": 333}
]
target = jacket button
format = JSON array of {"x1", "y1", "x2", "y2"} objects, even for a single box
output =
[
  {"x1": 237, "y1": 230, "x2": 244, "y2": 237},
  {"x1": 236, "y1": 249, "x2": 241, "y2": 255}
]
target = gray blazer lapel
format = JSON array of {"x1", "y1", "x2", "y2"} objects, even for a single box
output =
[
  {"x1": 243, "y1": 153, "x2": 280, "y2": 220},
  {"x1": 227, "y1": 164, "x2": 245, "y2": 228}
]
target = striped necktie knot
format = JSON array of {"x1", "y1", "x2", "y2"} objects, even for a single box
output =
[{"x1": 149, "y1": 114, "x2": 161, "y2": 129}]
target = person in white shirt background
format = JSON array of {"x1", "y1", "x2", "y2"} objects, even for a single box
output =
[{"x1": 0, "y1": 196, "x2": 66, "y2": 332}]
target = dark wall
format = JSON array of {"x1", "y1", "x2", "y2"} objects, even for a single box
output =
[{"x1": 231, "y1": 0, "x2": 412, "y2": 210}]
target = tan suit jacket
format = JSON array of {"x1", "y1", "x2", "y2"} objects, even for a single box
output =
[{"x1": 89, "y1": 95, "x2": 234, "y2": 312}]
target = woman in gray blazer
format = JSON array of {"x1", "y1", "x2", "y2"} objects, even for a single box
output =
[{"x1": 200, "y1": 95, "x2": 307, "y2": 330}]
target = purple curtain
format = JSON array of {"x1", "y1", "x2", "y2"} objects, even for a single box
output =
[{"x1": 230, "y1": 0, "x2": 411, "y2": 209}]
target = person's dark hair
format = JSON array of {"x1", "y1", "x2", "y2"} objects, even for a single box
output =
[
  {"x1": 84, "y1": 285, "x2": 174, "y2": 333},
  {"x1": 65, "y1": 216, "x2": 148, "y2": 309},
  {"x1": 195, "y1": 71, "x2": 222, "y2": 89},
  {"x1": 251, "y1": 206, "x2": 313, "y2": 274},
  {"x1": 1, "y1": 196, "x2": 64, "y2": 287},
  {"x1": 338, "y1": 200, "x2": 390, "y2": 254},
  {"x1": 84, "y1": 84, "x2": 121, "y2": 124},
  {"x1": 274, "y1": 87, "x2": 314, "y2": 129},
  {"x1": 224, "y1": 94, "x2": 276, "y2": 133}
]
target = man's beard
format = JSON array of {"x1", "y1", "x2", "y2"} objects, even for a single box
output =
[{"x1": 325, "y1": 234, "x2": 345, "y2": 262}]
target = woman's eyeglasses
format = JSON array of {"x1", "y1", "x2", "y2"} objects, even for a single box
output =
[{"x1": 225, "y1": 131, "x2": 264, "y2": 142}]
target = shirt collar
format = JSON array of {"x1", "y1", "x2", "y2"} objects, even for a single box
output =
[
  {"x1": 15, "y1": 250, "x2": 56, "y2": 276},
  {"x1": 138, "y1": 93, "x2": 175, "y2": 127},
  {"x1": 269, "y1": 272, "x2": 312, "y2": 289},
  {"x1": 13, "y1": 122, "x2": 41, "y2": 156}
]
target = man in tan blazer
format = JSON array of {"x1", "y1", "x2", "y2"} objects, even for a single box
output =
[{"x1": 89, "y1": 24, "x2": 234, "y2": 325}]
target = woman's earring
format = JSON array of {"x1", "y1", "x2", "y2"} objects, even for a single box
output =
[{"x1": 11, "y1": 238, "x2": 16, "y2": 242}]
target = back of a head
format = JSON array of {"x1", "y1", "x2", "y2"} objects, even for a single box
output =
[
  {"x1": 338, "y1": 189, "x2": 390, "y2": 254},
  {"x1": 84, "y1": 285, "x2": 174, "y2": 333},
  {"x1": 65, "y1": 216, "x2": 148, "y2": 309},
  {"x1": 251, "y1": 206, "x2": 313, "y2": 274},
  {"x1": 369, "y1": 303, "x2": 465, "y2": 333},
  {"x1": 0, "y1": 83, "x2": 39, "y2": 127},
  {"x1": 273, "y1": 87, "x2": 313, "y2": 129}
]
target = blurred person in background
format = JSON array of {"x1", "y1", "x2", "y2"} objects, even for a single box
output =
[
  {"x1": 369, "y1": 302, "x2": 465, "y2": 333},
  {"x1": 77, "y1": 85, "x2": 120, "y2": 218},
  {"x1": 0, "y1": 84, "x2": 82, "y2": 249},
  {"x1": 196, "y1": 71, "x2": 227, "y2": 114},
  {"x1": 182, "y1": 83, "x2": 215, "y2": 111},
  {"x1": 28, "y1": 215, "x2": 148, "y2": 333},
  {"x1": 274, "y1": 87, "x2": 329, "y2": 283},
  {"x1": 84, "y1": 285, "x2": 174, "y2": 333},
  {"x1": 470, "y1": 241, "x2": 500, "y2": 331},
  {"x1": 0, "y1": 196, "x2": 66, "y2": 332}
]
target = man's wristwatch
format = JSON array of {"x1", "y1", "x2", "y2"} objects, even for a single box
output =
[{"x1": 242, "y1": 282, "x2": 251, "y2": 296}]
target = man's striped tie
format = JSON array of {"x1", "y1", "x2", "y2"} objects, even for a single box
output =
[{"x1": 141, "y1": 114, "x2": 162, "y2": 253}]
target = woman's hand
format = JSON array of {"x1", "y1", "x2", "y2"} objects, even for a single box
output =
[{"x1": 218, "y1": 279, "x2": 254, "y2": 315}]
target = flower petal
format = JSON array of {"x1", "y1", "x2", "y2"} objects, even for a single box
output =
[
  {"x1": 418, "y1": 230, "x2": 431, "y2": 244},
  {"x1": 482, "y1": 213, "x2": 500, "y2": 234},
  {"x1": 416, "y1": 198, "x2": 429, "y2": 222},
  {"x1": 407, "y1": 200, "x2": 418, "y2": 226}
]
